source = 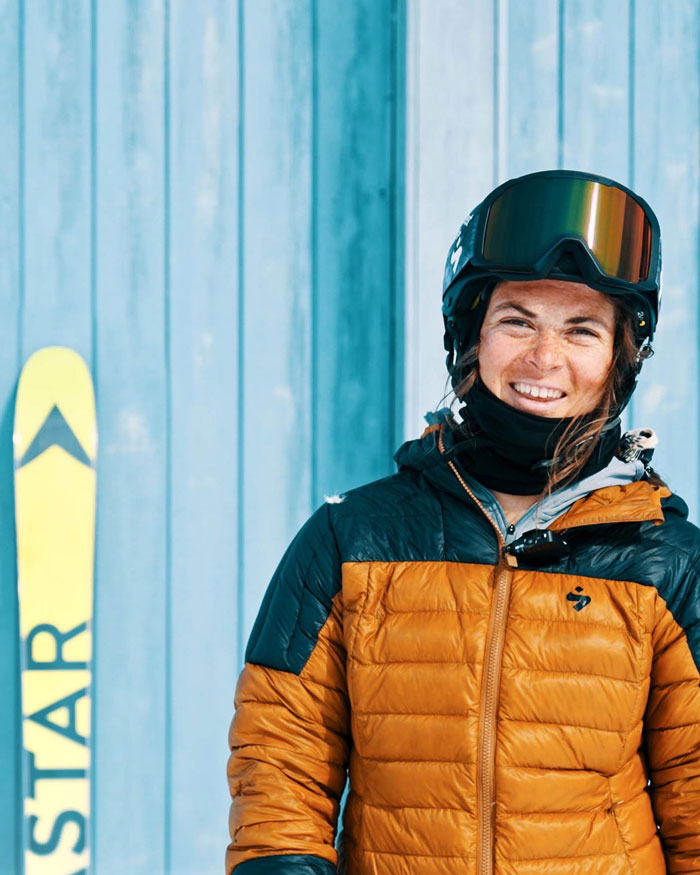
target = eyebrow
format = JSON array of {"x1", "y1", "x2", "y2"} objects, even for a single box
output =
[
  {"x1": 492, "y1": 301, "x2": 536, "y2": 318},
  {"x1": 492, "y1": 300, "x2": 611, "y2": 328}
]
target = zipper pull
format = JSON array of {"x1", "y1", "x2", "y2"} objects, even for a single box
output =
[{"x1": 502, "y1": 528, "x2": 518, "y2": 568}]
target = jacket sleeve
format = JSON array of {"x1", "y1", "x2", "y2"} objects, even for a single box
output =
[
  {"x1": 226, "y1": 503, "x2": 350, "y2": 874},
  {"x1": 643, "y1": 551, "x2": 700, "y2": 873}
]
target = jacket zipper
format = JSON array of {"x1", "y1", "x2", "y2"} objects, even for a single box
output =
[
  {"x1": 438, "y1": 428, "x2": 515, "y2": 875},
  {"x1": 476, "y1": 560, "x2": 512, "y2": 875}
]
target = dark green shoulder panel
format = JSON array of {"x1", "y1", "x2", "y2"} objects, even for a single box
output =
[
  {"x1": 653, "y1": 502, "x2": 700, "y2": 672},
  {"x1": 245, "y1": 502, "x2": 341, "y2": 675},
  {"x1": 244, "y1": 467, "x2": 453, "y2": 675}
]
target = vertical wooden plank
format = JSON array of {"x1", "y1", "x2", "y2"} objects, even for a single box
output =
[
  {"x1": 240, "y1": 0, "x2": 313, "y2": 646},
  {"x1": 168, "y1": 1, "x2": 239, "y2": 871},
  {"x1": 93, "y1": 0, "x2": 167, "y2": 871},
  {"x1": 503, "y1": 0, "x2": 559, "y2": 179},
  {"x1": 0, "y1": 0, "x2": 21, "y2": 870},
  {"x1": 22, "y1": 0, "x2": 92, "y2": 357},
  {"x1": 562, "y1": 0, "x2": 630, "y2": 180},
  {"x1": 403, "y1": 0, "x2": 496, "y2": 439},
  {"x1": 392, "y1": 0, "x2": 407, "y2": 457},
  {"x1": 561, "y1": 0, "x2": 632, "y2": 430},
  {"x1": 633, "y1": 1, "x2": 700, "y2": 519},
  {"x1": 314, "y1": 0, "x2": 399, "y2": 498}
]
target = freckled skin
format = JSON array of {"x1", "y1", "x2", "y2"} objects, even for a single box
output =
[
  {"x1": 477, "y1": 279, "x2": 617, "y2": 523},
  {"x1": 478, "y1": 279, "x2": 616, "y2": 419}
]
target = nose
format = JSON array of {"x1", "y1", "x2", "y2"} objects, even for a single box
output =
[{"x1": 526, "y1": 330, "x2": 562, "y2": 371}]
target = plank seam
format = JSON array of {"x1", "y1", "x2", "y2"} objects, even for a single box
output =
[
  {"x1": 236, "y1": 0, "x2": 246, "y2": 670},
  {"x1": 163, "y1": 0, "x2": 173, "y2": 870}
]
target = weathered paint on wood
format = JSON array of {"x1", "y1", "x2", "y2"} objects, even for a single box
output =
[
  {"x1": 561, "y1": 0, "x2": 630, "y2": 181},
  {"x1": 314, "y1": 0, "x2": 401, "y2": 501},
  {"x1": 502, "y1": 0, "x2": 559, "y2": 179},
  {"x1": 633, "y1": 0, "x2": 700, "y2": 518},
  {"x1": 240, "y1": 0, "x2": 314, "y2": 659},
  {"x1": 93, "y1": 0, "x2": 168, "y2": 871},
  {"x1": 23, "y1": 0, "x2": 93, "y2": 359},
  {"x1": 0, "y1": 0, "x2": 21, "y2": 869},
  {"x1": 560, "y1": 0, "x2": 632, "y2": 434},
  {"x1": 168, "y1": 0, "x2": 241, "y2": 870},
  {"x1": 404, "y1": 0, "x2": 496, "y2": 437},
  {"x1": 1, "y1": 2, "x2": 699, "y2": 873},
  {"x1": 406, "y1": 0, "x2": 700, "y2": 524}
]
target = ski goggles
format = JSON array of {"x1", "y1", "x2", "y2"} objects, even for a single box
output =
[{"x1": 472, "y1": 172, "x2": 659, "y2": 288}]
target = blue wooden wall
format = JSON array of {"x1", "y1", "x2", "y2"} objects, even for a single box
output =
[
  {"x1": 0, "y1": 1, "x2": 698, "y2": 873},
  {"x1": 0, "y1": 2, "x2": 403, "y2": 872},
  {"x1": 405, "y1": 0, "x2": 700, "y2": 521}
]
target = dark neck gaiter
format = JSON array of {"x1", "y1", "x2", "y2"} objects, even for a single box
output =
[{"x1": 451, "y1": 379, "x2": 621, "y2": 495}]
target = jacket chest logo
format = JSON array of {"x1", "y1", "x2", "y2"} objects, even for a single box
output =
[{"x1": 566, "y1": 585, "x2": 592, "y2": 612}]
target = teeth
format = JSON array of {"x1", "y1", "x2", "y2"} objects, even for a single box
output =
[{"x1": 513, "y1": 382, "x2": 564, "y2": 400}]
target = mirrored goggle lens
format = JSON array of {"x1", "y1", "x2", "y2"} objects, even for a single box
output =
[{"x1": 483, "y1": 176, "x2": 652, "y2": 282}]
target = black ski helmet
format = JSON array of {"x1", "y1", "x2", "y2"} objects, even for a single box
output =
[{"x1": 442, "y1": 170, "x2": 662, "y2": 403}]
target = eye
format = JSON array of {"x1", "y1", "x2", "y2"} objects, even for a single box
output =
[
  {"x1": 501, "y1": 318, "x2": 531, "y2": 328},
  {"x1": 570, "y1": 327, "x2": 598, "y2": 337}
]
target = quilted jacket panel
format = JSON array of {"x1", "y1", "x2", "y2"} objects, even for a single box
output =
[{"x1": 226, "y1": 425, "x2": 700, "y2": 874}]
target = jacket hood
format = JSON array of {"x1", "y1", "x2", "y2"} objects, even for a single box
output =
[{"x1": 394, "y1": 421, "x2": 470, "y2": 504}]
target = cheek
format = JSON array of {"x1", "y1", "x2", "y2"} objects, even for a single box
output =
[
  {"x1": 577, "y1": 350, "x2": 613, "y2": 393},
  {"x1": 478, "y1": 333, "x2": 519, "y2": 383}
]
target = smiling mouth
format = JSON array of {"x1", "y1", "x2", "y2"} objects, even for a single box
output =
[{"x1": 510, "y1": 382, "x2": 567, "y2": 401}]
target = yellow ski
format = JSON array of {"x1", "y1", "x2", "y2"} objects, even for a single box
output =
[{"x1": 14, "y1": 347, "x2": 97, "y2": 875}]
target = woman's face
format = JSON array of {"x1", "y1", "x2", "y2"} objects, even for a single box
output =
[{"x1": 478, "y1": 279, "x2": 616, "y2": 418}]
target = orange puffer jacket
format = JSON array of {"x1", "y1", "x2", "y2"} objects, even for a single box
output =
[{"x1": 227, "y1": 423, "x2": 700, "y2": 874}]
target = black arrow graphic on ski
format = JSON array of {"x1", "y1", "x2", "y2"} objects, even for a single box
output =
[{"x1": 17, "y1": 405, "x2": 92, "y2": 469}]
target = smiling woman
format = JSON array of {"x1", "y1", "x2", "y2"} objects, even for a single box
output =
[
  {"x1": 440, "y1": 173, "x2": 665, "y2": 524},
  {"x1": 453, "y1": 277, "x2": 652, "y2": 522},
  {"x1": 226, "y1": 171, "x2": 700, "y2": 875},
  {"x1": 473, "y1": 278, "x2": 621, "y2": 522}
]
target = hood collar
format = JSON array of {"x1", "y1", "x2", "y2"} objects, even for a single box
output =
[{"x1": 394, "y1": 419, "x2": 671, "y2": 531}]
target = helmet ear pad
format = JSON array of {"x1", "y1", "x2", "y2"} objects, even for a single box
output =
[{"x1": 443, "y1": 278, "x2": 499, "y2": 390}]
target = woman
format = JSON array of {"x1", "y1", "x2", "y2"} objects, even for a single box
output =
[{"x1": 226, "y1": 170, "x2": 700, "y2": 874}]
